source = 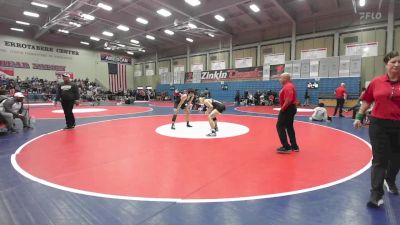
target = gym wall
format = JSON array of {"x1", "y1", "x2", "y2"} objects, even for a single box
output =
[{"x1": 0, "y1": 34, "x2": 134, "y2": 90}]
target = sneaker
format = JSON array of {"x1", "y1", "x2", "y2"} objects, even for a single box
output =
[
  {"x1": 63, "y1": 126, "x2": 74, "y2": 130},
  {"x1": 186, "y1": 124, "x2": 193, "y2": 127},
  {"x1": 215, "y1": 126, "x2": 219, "y2": 132},
  {"x1": 9, "y1": 129, "x2": 18, "y2": 134},
  {"x1": 206, "y1": 132, "x2": 217, "y2": 137},
  {"x1": 339, "y1": 114, "x2": 345, "y2": 117},
  {"x1": 277, "y1": 147, "x2": 292, "y2": 154},
  {"x1": 171, "y1": 124, "x2": 175, "y2": 130},
  {"x1": 292, "y1": 146, "x2": 300, "y2": 152},
  {"x1": 367, "y1": 194, "x2": 384, "y2": 208},
  {"x1": 385, "y1": 180, "x2": 399, "y2": 195}
]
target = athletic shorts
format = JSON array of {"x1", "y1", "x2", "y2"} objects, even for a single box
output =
[
  {"x1": 215, "y1": 105, "x2": 226, "y2": 113},
  {"x1": 174, "y1": 101, "x2": 186, "y2": 110}
]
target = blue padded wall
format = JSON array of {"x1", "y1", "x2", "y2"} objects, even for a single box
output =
[{"x1": 156, "y1": 77, "x2": 360, "y2": 104}]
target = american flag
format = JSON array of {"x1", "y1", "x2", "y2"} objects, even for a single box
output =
[{"x1": 108, "y1": 63, "x2": 127, "y2": 93}]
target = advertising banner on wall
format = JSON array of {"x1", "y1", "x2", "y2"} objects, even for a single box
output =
[
  {"x1": 301, "y1": 48, "x2": 327, "y2": 60},
  {"x1": 235, "y1": 57, "x2": 253, "y2": 68},
  {"x1": 339, "y1": 58, "x2": 350, "y2": 77},
  {"x1": 0, "y1": 67, "x2": 14, "y2": 76},
  {"x1": 191, "y1": 63, "x2": 204, "y2": 72},
  {"x1": 350, "y1": 56, "x2": 362, "y2": 76},
  {"x1": 262, "y1": 64, "x2": 270, "y2": 80},
  {"x1": 345, "y1": 42, "x2": 378, "y2": 58},
  {"x1": 184, "y1": 66, "x2": 263, "y2": 83},
  {"x1": 264, "y1": 53, "x2": 285, "y2": 65},
  {"x1": 269, "y1": 64, "x2": 285, "y2": 80},
  {"x1": 292, "y1": 61, "x2": 301, "y2": 78},
  {"x1": 100, "y1": 52, "x2": 132, "y2": 64},
  {"x1": 211, "y1": 60, "x2": 226, "y2": 70},
  {"x1": 310, "y1": 60, "x2": 319, "y2": 77}
]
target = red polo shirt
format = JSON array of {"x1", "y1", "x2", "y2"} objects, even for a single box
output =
[
  {"x1": 279, "y1": 81, "x2": 298, "y2": 109},
  {"x1": 362, "y1": 74, "x2": 400, "y2": 120},
  {"x1": 335, "y1": 86, "x2": 347, "y2": 99}
]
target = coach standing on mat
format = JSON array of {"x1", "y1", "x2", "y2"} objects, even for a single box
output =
[
  {"x1": 276, "y1": 73, "x2": 299, "y2": 154},
  {"x1": 333, "y1": 83, "x2": 347, "y2": 117},
  {"x1": 354, "y1": 51, "x2": 400, "y2": 208},
  {"x1": 55, "y1": 74, "x2": 80, "y2": 129}
]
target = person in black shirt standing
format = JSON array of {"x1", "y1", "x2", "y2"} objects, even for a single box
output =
[{"x1": 55, "y1": 74, "x2": 80, "y2": 129}]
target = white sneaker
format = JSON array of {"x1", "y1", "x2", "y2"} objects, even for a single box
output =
[{"x1": 206, "y1": 132, "x2": 216, "y2": 137}]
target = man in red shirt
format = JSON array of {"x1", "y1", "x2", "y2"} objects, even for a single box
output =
[
  {"x1": 333, "y1": 83, "x2": 347, "y2": 117},
  {"x1": 276, "y1": 73, "x2": 299, "y2": 154}
]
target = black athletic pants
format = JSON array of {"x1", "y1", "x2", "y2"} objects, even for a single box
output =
[
  {"x1": 276, "y1": 104, "x2": 298, "y2": 149},
  {"x1": 61, "y1": 100, "x2": 75, "y2": 127},
  {"x1": 334, "y1": 98, "x2": 345, "y2": 116},
  {"x1": 369, "y1": 117, "x2": 400, "y2": 197}
]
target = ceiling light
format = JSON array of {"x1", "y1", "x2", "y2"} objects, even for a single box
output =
[
  {"x1": 117, "y1": 25, "x2": 129, "y2": 31},
  {"x1": 146, "y1": 35, "x2": 155, "y2": 40},
  {"x1": 81, "y1": 14, "x2": 95, "y2": 21},
  {"x1": 186, "y1": 38, "x2": 193, "y2": 42},
  {"x1": 58, "y1": 29, "x2": 69, "y2": 34},
  {"x1": 188, "y1": 23, "x2": 197, "y2": 29},
  {"x1": 97, "y1": 3, "x2": 112, "y2": 11},
  {"x1": 80, "y1": 41, "x2": 89, "y2": 45},
  {"x1": 140, "y1": 49, "x2": 146, "y2": 52},
  {"x1": 16, "y1": 21, "x2": 30, "y2": 26},
  {"x1": 249, "y1": 4, "x2": 260, "y2": 12},
  {"x1": 164, "y1": 29, "x2": 174, "y2": 35},
  {"x1": 90, "y1": 36, "x2": 100, "y2": 41},
  {"x1": 214, "y1": 15, "x2": 225, "y2": 22},
  {"x1": 130, "y1": 39, "x2": 139, "y2": 44},
  {"x1": 127, "y1": 51, "x2": 134, "y2": 55},
  {"x1": 10, "y1": 28, "x2": 24, "y2": 32},
  {"x1": 31, "y1": 2, "x2": 48, "y2": 8},
  {"x1": 359, "y1": 0, "x2": 366, "y2": 7},
  {"x1": 104, "y1": 47, "x2": 111, "y2": 50},
  {"x1": 102, "y1": 31, "x2": 114, "y2": 37},
  {"x1": 207, "y1": 33, "x2": 215, "y2": 37},
  {"x1": 136, "y1": 17, "x2": 148, "y2": 25},
  {"x1": 117, "y1": 44, "x2": 126, "y2": 47},
  {"x1": 69, "y1": 21, "x2": 81, "y2": 27},
  {"x1": 157, "y1": 8, "x2": 172, "y2": 17},
  {"x1": 185, "y1": 0, "x2": 201, "y2": 6},
  {"x1": 23, "y1": 11, "x2": 39, "y2": 18}
]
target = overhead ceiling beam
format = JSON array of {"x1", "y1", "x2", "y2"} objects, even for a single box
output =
[
  {"x1": 236, "y1": 5, "x2": 263, "y2": 25},
  {"x1": 269, "y1": 0, "x2": 295, "y2": 23},
  {"x1": 305, "y1": 0, "x2": 318, "y2": 14}
]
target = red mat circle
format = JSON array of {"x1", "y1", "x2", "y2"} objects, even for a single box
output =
[
  {"x1": 14, "y1": 115, "x2": 371, "y2": 201},
  {"x1": 29, "y1": 106, "x2": 152, "y2": 119},
  {"x1": 235, "y1": 106, "x2": 353, "y2": 117}
]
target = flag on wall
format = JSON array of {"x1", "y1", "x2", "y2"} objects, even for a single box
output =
[
  {"x1": 0, "y1": 67, "x2": 14, "y2": 77},
  {"x1": 108, "y1": 63, "x2": 127, "y2": 93}
]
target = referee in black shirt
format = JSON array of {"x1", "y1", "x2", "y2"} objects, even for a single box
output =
[{"x1": 55, "y1": 74, "x2": 80, "y2": 129}]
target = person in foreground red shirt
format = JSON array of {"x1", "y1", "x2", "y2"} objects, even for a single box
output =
[
  {"x1": 333, "y1": 83, "x2": 347, "y2": 117},
  {"x1": 354, "y1": 51, "x2": 400, "y2": 208},
  {"x1": 276, "y1": 73, "x2": 299, "y2": 154}
]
